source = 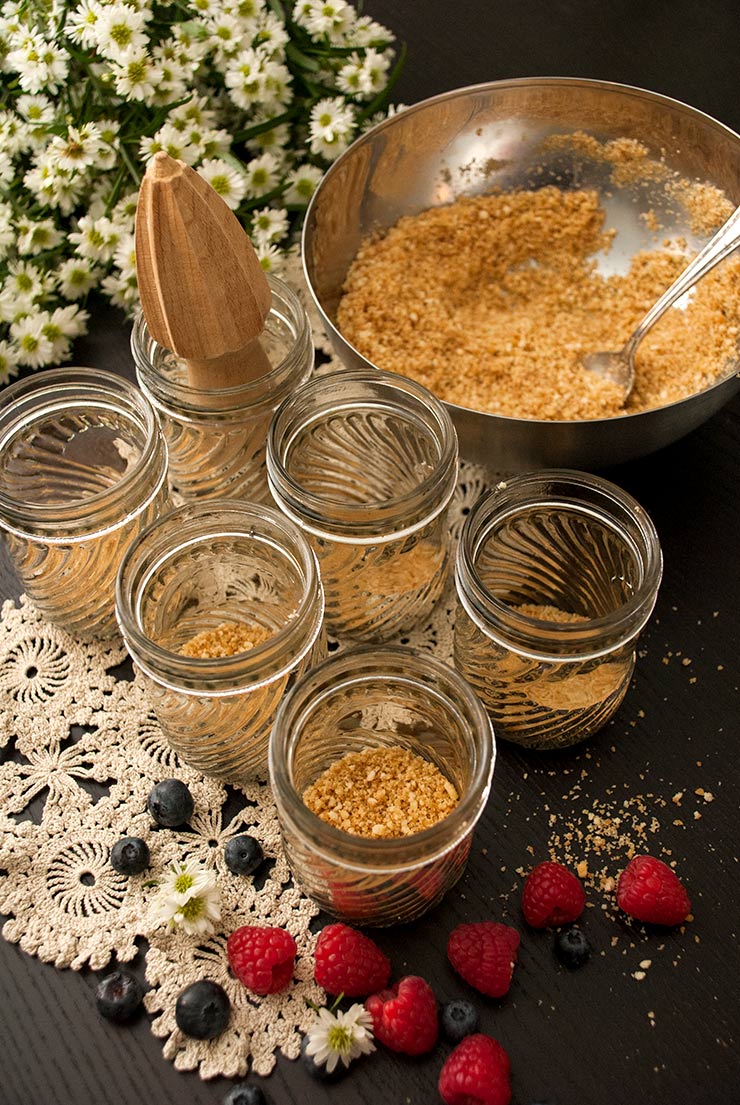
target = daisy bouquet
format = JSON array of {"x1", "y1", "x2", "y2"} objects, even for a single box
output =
[{"x1": 0, "y1": 0, "x2": 403, "y2": 378}]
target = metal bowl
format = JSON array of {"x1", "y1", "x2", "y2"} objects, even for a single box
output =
[{"x1": 302, "y1": 77, "x2": 740, "y2": 471}]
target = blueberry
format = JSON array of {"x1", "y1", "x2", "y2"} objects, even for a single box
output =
[
  {"x1": 223, "y1": 1083, "x2": 268, "y2": 1105},
  {"x1": 441, "y1": 998, "x2": 479, "y2": 1042},
  {"x1": 300, "y1": 1034, "x2": 346, "y2": 1082},
  {"x1": 96, "y1": 968, "x2": 144, "y2": 1022},
  {"x1": 224, "y1": 835, "x2": 264, "y2": 876},
  {"x1": 147, "y1": 778, "x2": 194, "y2": 828},
  {"x1": 175, "y1": 979, "x2": 230, "y2": 1040},
  {"x1": 110, "y1": 836, "x2": 150, "y2": 875},
  {"x1": 554, "y1": 926, "x2": 592, "y2": 969}
]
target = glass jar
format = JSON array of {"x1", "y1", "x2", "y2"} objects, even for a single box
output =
[
  {"x1": 269, "y1": 645, "x2": 494, "y2": 927},
  {"x1": 454, "y1": 470, "x2": 663, "y2": 750},
  {"x1": 0, "y1": 367, "x2": 169, "y2": 639},
  {"x1": 115, "y1": 500, "x2": 325, "y2": 783},
  {"x1": 131, "y1": 273, "x2": 313, "y2": 504},
  {"x1": 266, "y1": 368, "x2": 459, "y2": 641}
]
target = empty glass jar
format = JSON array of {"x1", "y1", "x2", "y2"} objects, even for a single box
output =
[
  {"x1": 0, "y1": 367, "x2": 169, "y2": 639},
  {"x1": 269, "y1": 645, "x2": 494, "y2": 926},
  {"x1": 115, "y1": 500, "x2": 325, "y2": 782},
  {"x1": 131, "y1": 273, "x2": 313, "y2": 503},
  {"x1": 453, "y1": 470, "x2": 663, "y2": 749},
  {"x1": 266, "y1": 368, "x2": 458, "y2": 641}
]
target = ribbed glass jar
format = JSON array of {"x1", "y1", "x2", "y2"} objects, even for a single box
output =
[
  {"x1": 454, "y1": 470, "x2": 663, "y2": 749},
  {"x1": 266, "y1": 368, "x2": 458, "y2": 641},
  {"x1": 115, "y1": 500, "x2": 325, "y2": 782},
  {"x1": 269, "y1": 646, "x2": 494, "y2": 927},
  {"x1": 0, "y1": 367, "x2": 169, "y2": 639},
  {"x1": 130, "y1": 274, "x2": 313, "y2": 504}
]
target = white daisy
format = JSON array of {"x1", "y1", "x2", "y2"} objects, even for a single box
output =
[
  {"x1": 259, "y1": 56, "x2": 291, "y2": 111},
  {"x1": 100, "y1": 267, "x2": 139, "y2": 312},
  {"x1": 0, "y1": 200, "x2": 15, "y2": 258},
  {"x1": 48, "y1": 122, "x2": 102, "y2": 171},
  {"x1": 15, "y1": 93, "x2": 54, "y2": 125},
  {"x1": 64, "y1": 0, "x2": 103, "y2": 48},
  {"x1": 245, "y1": 120, "x2": 290, "y2": 156},
  {"x1": 294, "y1": 0, "x2": 353, "y2": 42},
  {"x1": 250, "y1": 204, "x2": 288, "y2": 243},
  {"x1": 93, "y1": 2, "x2": 148, "y2": 60},
  {"x1": 204, "y1": 12, "x2": 247, "y2": 66},
  {"x1": 111, "y1": 46, "x2": 156, "y2": 101},
  {"x1": 8, "y1": 32, "x2": 69, "y2": 93},
  {"x1": 0, "y1": 339, "x2": 20, "y2": 384},
  {"x1": 223, "y1": 46, "x2": 265, "y2": 110},
  {"x1": 308, "y1": 97, "x2": 355, "y2": 161},
  {"x1": 254, "y1": 240, "x2": 284, "y2": 274},
  {"x1": 150, "y1": 858, "x2": 221, "y2": 936},
  {"x1": 283, "y1": 162, "x2": 323, "y2": 205},
  {"x1": 350, "y1": 15, "x2": 394, "y2": 47},
  {"x1": 253, "y1": 11, "x2": 289, "y2": 55},
  {"x1": 57, "y1": 256, "x2": 98, "y2": 299},
  {"x1": 337, "y1": 48, "x2": 389, "y2": 97},
  {"x1": 196, "y1": 157, "x2": 248, "y2": 210},
  {"x1": 243, "y1": 149, "x2": 279, "y2": 197},
  {"x1": 304, "y1": 1004, "x2": 375, "y2": 1074},
  {"x1": 68, "y1": 214, "x2": 121, "y2": 262},
  {"x1": 17, "y1": 216, "x2": 63, "y2": 256},
  {"x1": 10, "y1": 312, "x2": 55, "y2": 368}
]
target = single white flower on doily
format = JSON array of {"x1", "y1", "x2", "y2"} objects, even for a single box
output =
[
  {"x1": 151, "y1": 858, "x2": 220, "y2": 936},
  {"x1": 305, "y1": 1003, "x2": 376, "y2": 1073}
]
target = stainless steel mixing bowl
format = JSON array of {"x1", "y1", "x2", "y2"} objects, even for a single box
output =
[{"x1": 302, "y1": 77, "x2": 740, "y2": 471}]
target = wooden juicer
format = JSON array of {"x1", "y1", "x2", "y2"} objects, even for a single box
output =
[{"x1": 135, "y1": 151, "x2": 273, "y2": 391}]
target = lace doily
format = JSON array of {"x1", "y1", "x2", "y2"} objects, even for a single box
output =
[{"x1": 0, "y1": 270, "x2": 491, "y2": 1079}]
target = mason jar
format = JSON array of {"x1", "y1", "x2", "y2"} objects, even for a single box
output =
[
  {"x1": 266, "y1": 368, "x2": 459, "y2": 641},
  {"x1": 453, "y1": 470, "x2": 663, "y2": 750},
  {"x1": 269, "y1": 646, "x2": 494, "y2": 926},
  {"x1": 131, "y1": 273, "x2": 313, "y2": 504},
  {"x1": 115, "y1": 500, "x2": 325, "y2": 782},
  {"x1": 0, "y1": 367, "x2": 169, "y2": 639}
]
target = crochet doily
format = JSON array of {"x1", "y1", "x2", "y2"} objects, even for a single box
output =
[{"x1": 0, "y1": 268, "x2": 491, "y2": 1079}]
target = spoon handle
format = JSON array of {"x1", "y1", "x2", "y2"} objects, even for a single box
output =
[{"x1": 625, "y1": 202, "x2": 740, "y2": 360}]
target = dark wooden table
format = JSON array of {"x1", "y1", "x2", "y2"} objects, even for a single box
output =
[{"x1": 2, "y1": 2, "x2": 740, "y2": 1103}]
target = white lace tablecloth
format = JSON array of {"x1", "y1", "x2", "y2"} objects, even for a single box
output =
[{"x1": 0, "y1": 278, "x2": 490, "y2": 1077}]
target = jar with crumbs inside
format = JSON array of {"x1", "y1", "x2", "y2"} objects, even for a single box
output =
[
  {"x1": 266, "y1": 368, "x2": 458, "y2": 642},
  {"x1": 115, "y1": 500, "x2": 325, "y2": 782},
  {"x1": 453, "y1": 470, "x2": 663, "y2": 749},
  {"x1": 269, "y1": 646, "x2": 494, "y2": 927},
  {"x1": 0, "y1": 367, "x2": 169, "y2": 639},
  {"x1": 131, "y1": 274, "x2": 313, "y2": 503}
]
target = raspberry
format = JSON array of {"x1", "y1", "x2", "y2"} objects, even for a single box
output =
[
  {"x1": 365, "y1": 975, "x2": 438, "y2": 1055},
  {"x1": 446, "y1": 922, "x2": 520, "y2": 999},
  {"x1": 314, "y1": 923, "x2": 391, "y2": 997},
  {"x1": 227, "y1": 925, "x2": 296, "y2": 995},
  {"x1": 521, "y1": 861, "x2": 586, "y2": 928},
  {"x1": 438, "y1": 1033, "x2": 512, "y2": 1105},
  {"x1": 616, "y1": 854, "x2": 691, "y2": 926}
]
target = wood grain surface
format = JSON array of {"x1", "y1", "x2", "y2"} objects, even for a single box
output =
[{"x1": 2, "y1": 2, "x2": 740, "y2": 1104}]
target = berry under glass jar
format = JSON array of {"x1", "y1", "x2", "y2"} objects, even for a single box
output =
[
  {"x1": 115, "y1": 500, "x2": 325, "y2": 782},
  {"x1": 266, "y1": 368, "x2": 458, "y2": 642},
  {"x1": 453, "y1": 470, "x2": 663, "y2": 750},
  {"x1": 269, "y1": 646, "x2": 494, "y2": 927},
  {"x1": 130, "y1": 274, "x2": 313, "y2": 504},
  {"x1": 0, "y1": 367, "x2": 169, "y2": 639}
]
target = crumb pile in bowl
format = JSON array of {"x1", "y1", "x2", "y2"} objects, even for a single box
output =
[{"x1": 337, "y1": 151, "x2": 739, "y2": 422}]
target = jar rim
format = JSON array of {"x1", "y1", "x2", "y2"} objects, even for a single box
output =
[
  {"x1": 130, "y1": 272, "x2": 312, "y2": 417},
  {"x1": 115, "y1": 499, "x2": 324, "y2": 693},
  {"x1": 455, "y1": 468, "x2": 663, "y2": 660},
  {"x1": 266, "y1": 367, "x2": 459, "y2": 540},
  {"x1": 269, "y1": 645, "x2": 495, "y2": 871},
  {"x1": 0, "y1": 367, "x2": 166, "y2": 537}
]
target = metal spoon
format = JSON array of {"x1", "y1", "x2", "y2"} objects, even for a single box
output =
[{"x1": 582, "y1": 202, "x2": 740, "y2": 400}]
